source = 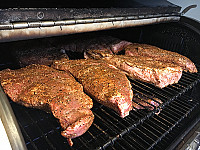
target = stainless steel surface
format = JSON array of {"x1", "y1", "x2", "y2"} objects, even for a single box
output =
[
  {"x1": 0, "y1": 16, "x2": 180, "y2": 42},
  {"x1": 0, "y1": 87, "x2": 27, "y2": 150}
]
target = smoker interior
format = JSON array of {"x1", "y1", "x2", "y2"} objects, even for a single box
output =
[{"x1": 0, "y1": 19, "x2": 200, "y2": 150}]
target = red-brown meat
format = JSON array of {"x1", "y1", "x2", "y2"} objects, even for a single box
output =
[
  {"x1": 52, "y1": 59, "x2": 133, "y2": 118},
  {"x1": 125, "y1": 43, "x2": 197, "y2": 73},
  {"x1": 132, "y1": 93, "x2": 162, "y2": 111},
  {"x1": 60, "y1": 35, "x2": 131, "y2": 54},
  {"x1": 0, "y1": 64, "x2": 94, "y2": 146},
  {"x1": 11, "y1": 38, "x2": 69, "y2": 67},
  {"x1": 15, "y1": 47, "x2": 68, "y2": 67},
  {"x1": 84, "y1": 50, "x2": 183, "y2": 88}
]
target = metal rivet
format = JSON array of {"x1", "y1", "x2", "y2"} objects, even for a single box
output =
[{"x1": 37, "y1": 12, "x2": 44, "y2": 19}]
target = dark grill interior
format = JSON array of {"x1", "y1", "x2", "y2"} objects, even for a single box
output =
[{"x1": 0, "y1": 21, "x2": 200, "y2": 149}]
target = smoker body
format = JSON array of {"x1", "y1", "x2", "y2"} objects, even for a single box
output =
[{"x1": 0, "y1": 1, "x2": 200, "y2": 150}]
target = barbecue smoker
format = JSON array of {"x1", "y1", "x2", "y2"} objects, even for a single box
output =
[{"x1": 0, "y1": 1, "x2": 200, "y2": 150}]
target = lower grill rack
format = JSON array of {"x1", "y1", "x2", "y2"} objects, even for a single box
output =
[
  {"x1": 107, "y1": 95, "x2": 199, "y2": 150},
  {"x1": 9, "y1": 66, "x2": 200, "y2": 150}
]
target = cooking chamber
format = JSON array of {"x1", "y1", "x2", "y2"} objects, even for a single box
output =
[{"x1": 0, "y1": 16, "x2": 199, "y2": 150}]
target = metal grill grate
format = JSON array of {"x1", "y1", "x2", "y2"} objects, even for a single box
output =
[
  {"x1": 8, "y1": 64, "x2": 200, "y2": 150},
  {"x1": 107, "y1": 95, "x2": 199, "y2": 150}
]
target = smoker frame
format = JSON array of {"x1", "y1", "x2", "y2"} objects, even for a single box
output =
[{"x1": 0, "y1": 3, "x2": 200, "y2": 150}]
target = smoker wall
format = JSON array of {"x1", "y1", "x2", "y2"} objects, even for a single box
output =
[{"x1": 0, "y1": 17, "x2": 199, "y2": 150}]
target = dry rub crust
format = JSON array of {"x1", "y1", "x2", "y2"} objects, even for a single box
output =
[
  {"x1": 52, "y1": 59, "x2": 133, "y2": 118},
  {"x1": 125, "y1": 43, "x2": 197, "y2": 73},
  {"x1": 84, "y1": 50, "x2": 183, "y2": 88},
  {"x1": 0, "y1": 64, "x2": 94, "y2": 146},
  {"x1": 0, "y1": 64, "x2": 83, "y2": 109},
  {"x1": 104, "y1": 55, "x2": 183, "y2": 88}
]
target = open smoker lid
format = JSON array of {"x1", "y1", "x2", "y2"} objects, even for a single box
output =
[
  {"x1": 0, "y1": 0, "x2": 181, "y2": 23},
  {"x1": 0, "y1": 0, "x2": 182, "y2": 42}
]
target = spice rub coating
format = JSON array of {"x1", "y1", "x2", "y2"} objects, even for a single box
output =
[
  {"x1": 84, "y1": 50, "x2": 183, "y2": 88},
  {"x1": 52, "y1": 59, "x2": 133, "y2": 118},
  {"x1": 0, "y1": 64, "x2": 94, "y2": 146},
  {"x1": 125, "y1": 43, "x2": 197, "y2": 73}
]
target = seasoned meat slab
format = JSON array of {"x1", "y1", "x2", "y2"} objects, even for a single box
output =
[
  {"x1": 10, "y1": 38, "x2": 69, "y2": 67},
  {"x1": 0, "y1": 64, "x2": 94, "y2": 146},
  {"x1": 132, "y1": 93, "x2": 162, "y2": 111},
  {"x1": 125, "y1": 43, "x2": 197, "y2": 73},
  {"x1": 60, "y1": 35, "x2": 131, "y2": 54},
  {"x1": 84, "y1": 50, "x2": 183, "y2": 88},
  {"x1": 15, "y1": 48, "x2": 68, "y2": 67},
  {"x1": 52, "y1": 59, "x2": 133, "y2": 118},
  {"x1": 82, "y1": 36, "x2": 131, "y2": 54}
]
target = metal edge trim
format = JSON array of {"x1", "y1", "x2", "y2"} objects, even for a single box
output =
[
  {"x1": 0, "y1": 14, "x2": 180, "y2": 30},
  {"x1": 0, "y1": 16, "x2": 180, "y2": 42},
  {"x1": 0, "y1": 86, "x2": 27, "y2": 150}
]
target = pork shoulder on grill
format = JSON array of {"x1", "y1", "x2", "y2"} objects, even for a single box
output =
[
  {"x1": 84, "y1": 50, "x2": 183, "y2": 88},
  {"x1": 132, "y1": 93, "x2": 162, "y2": 111},
  {"x1": 0, "y1": 64, "x2": 94, "y2": 146},
  {"x1": 125, "y1": 43, "x2": 197, "y2": 73},
  {"x1": 52, "y1": 59, "x2": 133, "y2": 118},
  {"x1": 12, "y1": 37, "x2": 69, "y2": 68},
  {"x1": 59, "y1": 35, "x2": 131, "y2": 54}
]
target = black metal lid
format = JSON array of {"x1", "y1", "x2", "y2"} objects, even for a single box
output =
[{"x1": 0, "y1": 0, "x2": 181, "y2": 23}]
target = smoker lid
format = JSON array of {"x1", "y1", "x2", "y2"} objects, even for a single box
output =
[{"x1": 0, "y1": 0, "x2": 181, "y2": 23}]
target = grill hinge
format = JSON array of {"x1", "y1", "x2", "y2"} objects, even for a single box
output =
[{"x1": 0, "y1": 14, "x2": 180, "y2": 30}]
